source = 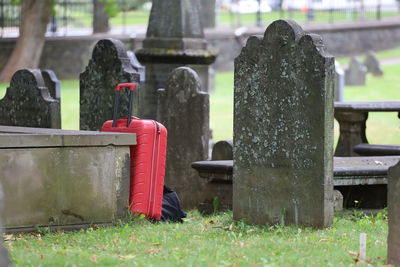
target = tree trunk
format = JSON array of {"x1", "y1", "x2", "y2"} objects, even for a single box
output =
[
  {"x1": 0, "y1": 0, "x2": 53, "y2": 83},
  {"x1": 93, "y1": 0, "x2": 110, "y2": 33}
]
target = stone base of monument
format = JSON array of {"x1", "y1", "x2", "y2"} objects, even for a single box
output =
[
  {"x1": 0, "y1": 126, "x2": 136, "y2": 233},
  {"x1": 192, "y1": 156, "x2": 400, "y2": 211}
]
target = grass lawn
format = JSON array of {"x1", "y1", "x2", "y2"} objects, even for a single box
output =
[
  {"x1": 0, "y1": 62, "x2": 399, "y2": 145},
  {"x1": 108, "y1": 9, "x2": 400, "y2": 28},
  {"x1": 0, "y1": 42, "x2": 399, "y2": 267},
  {"x1": 7, "y1": 210, "x2": 388, "y2": 266},
  {"x1": 210, "y1": 63, "x2": 400, "y2": 144}
]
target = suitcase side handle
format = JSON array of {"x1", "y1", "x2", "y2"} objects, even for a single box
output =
[{"x1": 112, "y1": 83, "x2": 137, "y2": 128}]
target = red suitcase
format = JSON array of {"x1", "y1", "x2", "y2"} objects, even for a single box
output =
[{"x1": 101, "y1": 83, "x2": 167, "y2": 220}]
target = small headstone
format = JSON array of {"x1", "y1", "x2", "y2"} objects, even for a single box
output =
[
  {"x1": 233, "y1": 20, "x2": 335, "y2": 228},
  {"x1": 41, "y1": 69, "x2": 61, "y2": 100},
  {"x1": 211, "y1": 140, "x2": 233, "y2": 160},
  {"x1": 0, "y1": 69, "x2": 61, "y2": 128},
  {"x1": 157, "y1": 67, "x2": 210, "y2": 209},
  {"x1": 364, "y1": 51, "x2": 383, "y2": 76},
  {"x1": 80, "y1": 39, "x2": 140, "y2": 131},
  {"x1": 334, "y1": 61, "x2": 345, "y2": 102},
  {"x1": 334, "y1": 190, "x2": 343, "y2": 211},
  {"x1": 388, "y1": 161, "x2": 400, "y2": 265},
  {"x1": 345, "y1": 57, "x2": 367, "y2": 86}
]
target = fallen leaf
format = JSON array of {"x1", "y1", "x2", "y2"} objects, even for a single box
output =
[
  {"x1": 3, "y1": 234, "x2": 14, "y2": 241},
  {"x1": 90, "y1": 255, "x2": 97, "y2": 263},
  {"x1": 118, "y1": 254, "x2": 136, "y2": 260},
  {"x1": 151, "y1": 242, "x2": 161, "y2": 246},
  {"x1": 319, "y1": 238, "x2": 328, "y2": 242},
  {"x1": 40, "y1": 255, "x2": 44, "y2": 260},
  {"x1": 147, "y1": 247, "x2": 160, "y2": 254},
  {"x1": 347, "y1": 250, "x2": 359, "y2": 257}
]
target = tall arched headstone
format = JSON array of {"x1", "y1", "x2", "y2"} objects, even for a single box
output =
[
  {"x1": 157, "y1": 67, "x2": 212, "y2": 209},
  {"x1": 80, "y1": 39, "x2": 140, "y2": 131},
  {"x1": 0, "y1": 69, "x2": 60, "y2": 129},
  {"x1": 233, "y1": 20, "x2": 335, "y2": 228}
]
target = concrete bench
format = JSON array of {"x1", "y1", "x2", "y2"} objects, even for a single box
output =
[
  {"x1": 192, "y1": 141, "x2": 400, "y2": 211},
  {"x1": 353, "y1": 144, "x2": 400, "y2": 156},
  {"x1": 334, "y1": 101, "x2": 400, "y2": 156},
  {"x1": 0, "y1": 126, "x2": 136, "y2": 233}
]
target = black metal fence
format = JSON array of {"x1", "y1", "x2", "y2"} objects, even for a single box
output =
[
  {"x1": 0, "y1": 0, "x2": 93, "y2": 37},
  {"x1": 0, "y1": 0, "x2": 399, "y2": 37}
]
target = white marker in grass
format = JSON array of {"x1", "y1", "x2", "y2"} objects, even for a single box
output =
[{"x1": 359, "y1": 233, "x2": 367, "y2": 261}]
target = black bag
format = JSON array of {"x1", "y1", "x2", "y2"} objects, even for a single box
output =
[{"x1": 160, "y1": 186, "x2": 186, "y2": 222}]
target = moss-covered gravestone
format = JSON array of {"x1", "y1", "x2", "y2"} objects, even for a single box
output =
[
  {"x1": 80, "y1": 39, "x2": 140, "y2": 131},
  {"x1": 388, "y1": 161, "x2": 400, "y2": 265},
  {"x1": 233, "y1": 20, "x2": 335, "y2": 228},
  {"x1": 0, "y1": 69, "x2": 60, "y2": 128},
  {"x1": 157, "y1": 67, "x2": 211, "y2": 209}
]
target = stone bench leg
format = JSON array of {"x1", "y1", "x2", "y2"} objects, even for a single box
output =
[{"x1": 334, "y1": 111, "x2": 368, "y2": 156}]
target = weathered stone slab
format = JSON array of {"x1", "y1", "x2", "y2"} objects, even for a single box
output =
[
  {"x1": 354, "y1": 144, "x2": 400, "y2": 156},
  {"x1": 233, "y1": 20, "x2": 335, "y2": 227},
  {"x1": 0, "y1": 127, "x2": 135, "y2": 232},
  {"x1": 388, "y1": 160, "x2": 400, "y2": 265},
  {"x1": 192, "y1": 156, "x2": 400, "y2": 209},
  {"x1": 345, "y1": 57, "x2": 367, "y2": 86},
  {"x1": 364, "y1": 51, "x2": 383, "y2": 76},
  {"x1": 157, "y1": 67, "x2": 211, "y2": 209},
  {"x1": 0, "y1": 125, "x2": 136, "y2": 147},
  {"x1": 80, "y1": 39, "x2": 140, "y2": 131},
  {"x1": 0, "y1": 69, "x2": 60, "y2": 128}
]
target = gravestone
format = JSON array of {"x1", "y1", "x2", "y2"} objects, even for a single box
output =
[
  {"x1": 41, "y1": 69, "x2": 61, "y2": 100},
  {"x1": 388, "y1": 161, "x2": 400, "y2": 265},
  {"x1": 345, "y1": 57, "x2": 367, "y2": 86},
  {"x1": 0, "y1": 69, "x2": 61, "y2": 128},
  {"x1": 157, "y1": 67, "x2": 210, "y2": 209},
  {"x1": 364, "y1": 51, "x2": 383, "y2": 76},
  {"x1": 212, "y1": 140, "x2": 233, "y2": 160},
  {"x1": 136, "y1": 0, "x2": 216, "y2": 120},
  {"x1": 80, "y1": 39, "x2": 140, "y2": 131},
  {"x1": 233, "y1": 20, "x2": 335, "y2": 228},
  {"x1": 334, "y1": 61, "x2": 344, "y2": 101}
]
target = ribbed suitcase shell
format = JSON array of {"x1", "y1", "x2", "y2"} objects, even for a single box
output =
[{"x1": 102, "y1": 118, "x2": 167, "y2": 220}]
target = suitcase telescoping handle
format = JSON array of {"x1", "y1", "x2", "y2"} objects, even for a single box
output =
[{"x1": 112, "y1": 83, "x2": 137, "y2": 128}]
